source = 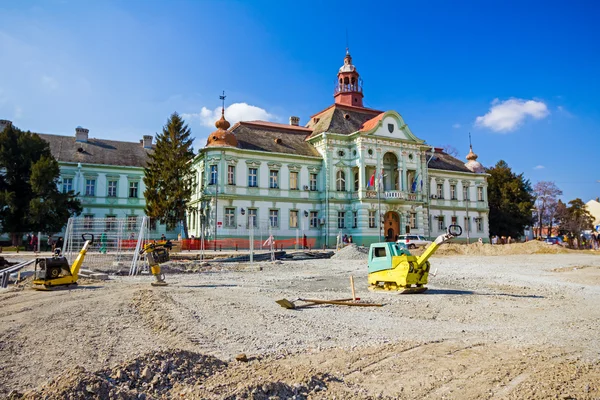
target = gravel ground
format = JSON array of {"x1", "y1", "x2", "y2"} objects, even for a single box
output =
[{"x1": 1, "y1": 251, "x2": 600, "y2": 399}]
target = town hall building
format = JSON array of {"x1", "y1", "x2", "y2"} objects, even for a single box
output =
[{"x1": 188, "y1": 50, "x2": 489, "y2": 246}]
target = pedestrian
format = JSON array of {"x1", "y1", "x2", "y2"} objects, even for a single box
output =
[
  {"x1": 478, "y1": 237, "x2": 483, "y2": 244},
  {"x1": 303, "y1": 234, "x2": 308, "y2": 249},
  {"x1": 30, "y1": 234, "x2": 38, "y2": 252},
  {"x1": 47, "y1": 236, "x2": 54, "y2": 252},
  {"x1": 160, "y1": 233, "x2": 166, "y2": 242},
  {"x1": 54, "y1": 236, "x2": 64, "y2": 254},
  {"x1": 342, "y1": 234, "x2": 348, "y2": 245},
  {"x1": 99, "y1": 232, "x2": 107, "y2": 254},
  {"x1": 348, "y1": 235, "x2": 353, "y2": 244},
  {"x1": 26, "y1": 233, "x2": 32, "y2": 251}
]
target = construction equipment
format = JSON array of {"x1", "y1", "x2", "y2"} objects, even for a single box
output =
[
  {"x1": 33, "y1": 234, "x2": 93, "y2": 290},
  {"x1": 368, "y1": 225, "x2": 462, "y2": 294},
  {"x1": 139, "y1": 241, "x2": 172, "y2": 286}
]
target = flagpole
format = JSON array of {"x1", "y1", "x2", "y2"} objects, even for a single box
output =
[{"x1": 378, "y1": 185, "x2": 382, "y2": 242}]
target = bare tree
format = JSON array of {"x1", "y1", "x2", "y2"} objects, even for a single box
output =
[
  {"x1": 533, "y1": 181, "x2": 562, "y2": 238},
  {"x1": 441, "y1": 145, "x2": 459, "y2": 158}
]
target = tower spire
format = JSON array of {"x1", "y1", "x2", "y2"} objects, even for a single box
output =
[{"x1": 219, "y1": 90, "x2": 226, "y2": 117}]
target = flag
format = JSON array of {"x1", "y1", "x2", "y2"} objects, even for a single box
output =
[{"x1": 368, "y1": 173, "x2": 375, "y2": 188}]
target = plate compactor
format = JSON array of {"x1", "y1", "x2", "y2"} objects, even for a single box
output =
[
  {"x1": 368, "y1": 225, "x2": 462, "y2": 294},
  {"x1": 33, "y1": 234, "x2": 93, "y2": 290},
  {"x1": 139, "y1": 241, "x2": 171, "y2": 286}
]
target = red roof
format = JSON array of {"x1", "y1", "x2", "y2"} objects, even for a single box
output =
[
  {"x1": 309, "y1": 103, "x2": 382, "y2": 119},
  {"x1": 359, "y1": 113, "x2": 385, "y2": 132}
]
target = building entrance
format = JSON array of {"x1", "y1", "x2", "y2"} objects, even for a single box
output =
[{"x1": 384, "y1": 211, "x2": 399, "y2": 242}]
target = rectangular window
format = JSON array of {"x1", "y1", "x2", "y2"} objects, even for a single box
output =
[
  {"x1": 225, "y1": 207, "x2": 235, "y2": 227},
  {"x1": 248, "y1": 208, "x2": 257, "y2": 228},
  {"x1": 127, "y1": 215, "x2": 137, "y2": 231},
  {"x1": 269, "y1": 209, "x2": 279, "y2": 227},
  {"x1": 269, "y1": 170, "x2": 279, "y2": 188},
  {"x1": 108, "y1": 180, "x2": 118, "y2": 197},
  {"x1": 290, "y1": 172, "x2": 298, "y2": 190},
  {"x1": 451, "y1": 216, "x2": 457, "y2": 225},
  {"x1": 464, "y1": 216, "x2": 470, "y2": 233},
  {"x1": 209, "y1": 165, "x2": 217, "y2": 185},
  {"x1": 463, "y1": 186, "x2": 469, "y2": 201},
  {"x1": 62, "y1": 177, "x2": 73, "y2": 193},
  {"x1": 476, "y1": 217, "x2": 484, "y2": 232},
  {"x1": 227, "y1": 165, "x2": 235, "y2": 185},
  {"x1": 410, "y1": 213, "x2": 417, "y2": 229},
  {"x1": 83, "y1": 215, "x2": 94, "y2": 230},
  {"x1": 289, "y1": 210, "x2": 298, "y2": 228},
  {"x1": 310, "y1": 211, "x2": 318, "y2": 228},
  {"x1": 129, "y1": 181, "x2": 139, "y2": 198},
  {"x1": 477, "y1": 187, "x2": 484, "y2": 201},
  {"x1": 450, "y1": 184, "x2": 456, "y2": 200},
  {"x1": 106, "y1": 215, "x2": 117, "y2": 231},
  {"x1": 353, "y1": 211, "x2": 357, "y2": 229},
  {"x1": 149, "y1": 219, "x2": 157, "y2": 231},
  {"x1": 248, "y1": 168, "x2": 257, "y2": 187},
  {"x1": 369, "y1": 211, "x2": 376, "y2": 228},
  {"x1": 85, "y1": 179, "x2": 96, "y2": 196},
  {"x1": 436, "y1": 183, "x2": 443, "y2": 199},
  {"x1": 437, "y1": 216, "x2": 445, "y2": 231},
  {"x1": 310, "y1": 173, "x2": 317, "y2": 191},
  {"x1": 338, "y1": 211, "x2": 345, "y2": 229}
]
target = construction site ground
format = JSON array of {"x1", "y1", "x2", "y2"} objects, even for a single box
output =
[{"x1": 1, "y1": 242, "x2": 600, "y2": 399}]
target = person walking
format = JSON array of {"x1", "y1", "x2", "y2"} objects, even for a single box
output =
[
  {"x1": 30, "y1": 234, "x2": 38, "y2": 252},
  {"x1": 54, "y1": 237, "x2": 64, "y2": 254}
]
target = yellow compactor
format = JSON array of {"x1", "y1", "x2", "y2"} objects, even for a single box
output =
[
  {"x1": 33, "y1": 234, "x2": 93, "y2": 290},
  {"x1": 139, "y1": 241, "x2": 171, "y2": 286},
  {"x1": 368, "y1": 225, "x2": 462, "y2": 293}
]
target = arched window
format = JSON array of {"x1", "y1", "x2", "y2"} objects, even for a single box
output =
[{"x1": 336, "y1": 170, "x2": 346, "y2": 192}]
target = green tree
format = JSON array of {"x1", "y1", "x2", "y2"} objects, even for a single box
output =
[
  {"x1": 486, "y1": 160, "x2": 535, "y2": 239},
  {"x1": 143, "y1": 113, "x2": 195, "y2": 236},
  {"x1": 556, "y1": 198, "x2": 593, "y2": 246},
  {"x1": 0, "y1": 124, "x2": 82, "y2": 246}
]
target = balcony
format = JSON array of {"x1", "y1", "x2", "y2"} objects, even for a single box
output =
[{"x1": 364, "y1": 190, "x2": 419, "y2": 201}]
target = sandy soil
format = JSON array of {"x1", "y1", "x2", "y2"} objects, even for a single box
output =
[{"x1": 1, "y1": 250, "x2": 600, "y2": 399}]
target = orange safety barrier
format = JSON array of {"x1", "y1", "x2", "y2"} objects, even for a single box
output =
[{"x1": 180, "y1": 237, "x2": 316, "y2": 251}]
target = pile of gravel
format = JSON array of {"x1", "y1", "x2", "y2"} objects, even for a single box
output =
[
  {"x1": 331, "y1": 244, "x2": 369, "y2": 260},
  {"x1": 16, "y1": 350, "x2": 227, "y2": 399}
]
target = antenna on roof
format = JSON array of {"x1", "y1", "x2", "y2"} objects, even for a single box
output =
[
  {"x1": 219, "y1": 90, "x2": 226, "y2": 116},
  {"x1": 345, "y1": 28, "x2": 349, "y2": 54},
  {"x1": 469, "y1": 132, "x2": 472, "y2": 149}
]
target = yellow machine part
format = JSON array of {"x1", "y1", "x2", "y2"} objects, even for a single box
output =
[
  {"x1": 368, "y1": 255, "x2": 430, "y2": 292},
  {"x1": 33, "y1": 241, "x2": 90, "y2": 289},
  {"x1": 150, "y1": 265, "x2": 161, "y2": 276}
]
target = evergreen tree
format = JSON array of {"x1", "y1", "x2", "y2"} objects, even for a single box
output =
[
  {"x1": 556, "y1": 198, "x2": 593, "y2": 240},
  {"x1": 0, "y1": 124, "x2": 82, "y2": 246},
  {"x1": 486, "y1": 160, "x2": 535, "y2": 239},
  {"x1": 143, "y1": 113, "x2": 195, "y2": 236}
]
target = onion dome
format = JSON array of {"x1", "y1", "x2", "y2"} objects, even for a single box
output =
[
  {"x1": 206, "y1": 109, "x2": 238, "y2": 148},
  {"x1": 465, "y1": 145, "x2": 485, "y2": 173}
]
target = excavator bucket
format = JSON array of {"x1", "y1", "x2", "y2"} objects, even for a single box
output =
[{"x1": 275, "y1": 298, "x2": 296, "y2": 309}]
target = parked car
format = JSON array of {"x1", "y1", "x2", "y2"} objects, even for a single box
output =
[
  {"x1": 396, "y1": 235, "x2": 432, "y2": 249},
  {"x1": 544, "y1": 237, "x2": 564, "y2": 246}
]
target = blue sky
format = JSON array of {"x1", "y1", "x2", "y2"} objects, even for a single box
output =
[{"x1": 1, "y1": 0, "x2": 599, "y2": 202}]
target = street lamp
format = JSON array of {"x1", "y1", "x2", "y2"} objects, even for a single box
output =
[{"x1": 426, "y1": 147, "x2": 436, "y2": 240}]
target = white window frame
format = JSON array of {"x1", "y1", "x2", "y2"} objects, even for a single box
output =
[
  {"x1": 437, "y1": 216, "x2": 445, "y2": 231},
  {"x1": 410, "y1": 213, "x2": 417, "y2": 229},
  {"x1": 269, "y1": 170, "x2": 279, "y2": 189},
  {"x1": 269, "y1": 209, "x2": 279, "y2": 227},
  {"x1": 369, "y1": 211, "x2": 376, "y2": 228},
  {"x1": 352, "y1": 211, "x2": 357, "y2": 228},
  {"x1": 289, "y1": 210, "x2": 298, "y2": 228},
  {"x1": 310, "y1": 211, "x2": 318, "y2": 228},
  {"x1": 463, "y1": 186, "x2": 469, "y2": 201},
  {"x1": 129, "y1": 181, "x2": 139, "y2": 198},
  {"x1": 85, "y1": 179, "x2": 96, "y2": 196},
  {"x1": 108, "y1": 180, "x2": 118, "y2": 197},
  {"x1": 248, "y1": 167, "x2": 257, "y2": 187},
  {"x1": 436, "y1": 183, "x2": 443, "y2": 199},
  {"x1": 106, "y1": 215, "x2": 117, "y2": 231},
  {"x1": 477, "y1": 187, "x2": 484, "y2": 201},
  {"x1": 290, "y1": 171, "x2": 298, "y2": 190},
  {"x1": 225, "y1": 207, "x2": 235, "y2": 227},
  {"x1": 338, "y1": 211, "x2": 345, "y2": 229},
  {"x1": 336, "y1": 170, "x2": 346, "y2": 192},
  {"x1": 209, "y1": 165, "x2": 218, "y2": 185},
  {"x1": 227, "y1": 165, "x2": 235, "y2": 185},
  {"x1": 309, "y1": 173, "x2": 317, "y2": 191},
  {"x1": 62, "y1": 177, "x2": 73, "y2": 193},
  {"x1": 248, "y1": 208, "x2": 257, "y2": 228},
  {"x1": 127, "y1": 215, "x2": 137, "y2": 231},
  {"x1": 450, "y1": 184, "x2": 456, "y2": 200}
]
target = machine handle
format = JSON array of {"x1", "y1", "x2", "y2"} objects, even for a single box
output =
[
  {"x1": 82, "y1": 233, "x2": 94, "y2": 244},
  {"x1": 447, "y1": 225, "x2": 462, "y2": 237}
]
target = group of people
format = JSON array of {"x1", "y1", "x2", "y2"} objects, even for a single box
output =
[
  {"x1": 24, "y1": 234, "x2": 63, "y2": 253},
  {"x1": 491, "y1": 235, "x2": 513, "y2": 245}
]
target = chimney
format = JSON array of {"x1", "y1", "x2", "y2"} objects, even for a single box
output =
[
  {"x1": 143, "y1": 135, "x2": 153, "y2": 149},
  {"x1": 289, "y1": 116, "x2": 300, "y2": 126},
  {"x1": 75, "y1": 126, "x2": 89, "y2": 142},
  {"x1": 0, "y1": 119, "x2": 12, "y2": 132}
]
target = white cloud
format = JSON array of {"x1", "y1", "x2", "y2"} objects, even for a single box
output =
[
  {"x1": 183, "y1": 103, "x2": 276, "y2": 128},
  {"x1": 475, "y1": 98, "x2": 549, "y2": 132},
  {"x1": 452, "y1": 123, "x2": 461, "y2": 129},
  {"x1": 534, "y1": 165, "x2": 545, "y2": 170}
]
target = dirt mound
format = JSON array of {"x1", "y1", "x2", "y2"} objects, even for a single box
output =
[
  {"x1": 428, "y1": 240, "x2": 571, "y2": 256},
  {"x1": 17, "y1": 350, "x2": 226, "y2": 400},
  {"x1": 331, "y1": 244, "x2": 369, "y2": 260}
]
